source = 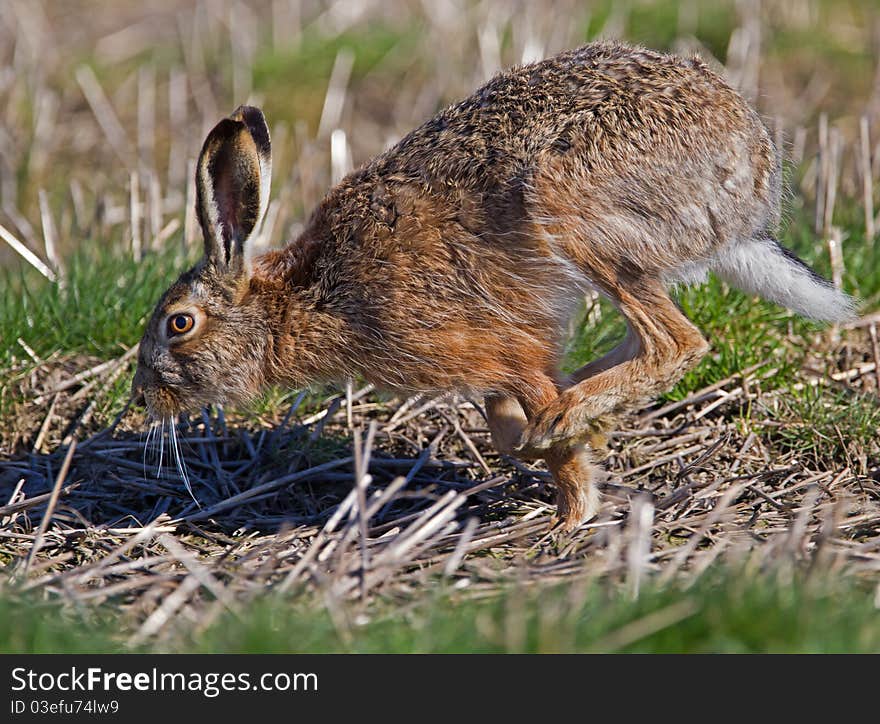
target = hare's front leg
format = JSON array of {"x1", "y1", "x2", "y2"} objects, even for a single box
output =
[
  {"x1": 542, "y1": 443, "x2": 602, "y2": 530},
  {"x1": 485, "y1": 393, "x2": 531, "y2": 457},
  {"x1": 520, "y1": 280, "x2": 709, "y2": 452}
]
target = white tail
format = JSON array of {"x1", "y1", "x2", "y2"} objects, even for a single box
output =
[{"x1": 711, "y1": 237, "x2": 856, "y2": 323}]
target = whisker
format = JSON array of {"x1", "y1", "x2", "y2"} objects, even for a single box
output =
[
  {"x1": 156, "y1": 417, "x2": 165, "y2": 479},
  {"x1": 170, "y1": 417, "x2": 198, "y2": 506},
  {"x1": 142, "y1": 422, "x2": 152, "y2": 478}
]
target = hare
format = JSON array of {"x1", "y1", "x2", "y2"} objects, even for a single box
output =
[{"x1": 133, "y1": 42, "x2": 854, "y2": 531}]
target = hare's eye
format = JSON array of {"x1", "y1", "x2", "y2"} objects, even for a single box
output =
[{"x1": 167, "y1": 313, "x2": 195, "y2": 336}]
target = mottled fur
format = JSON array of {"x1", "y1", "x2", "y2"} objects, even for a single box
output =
[{"x1": 134, "y1": 42, "x2": 854, "y2": 531}]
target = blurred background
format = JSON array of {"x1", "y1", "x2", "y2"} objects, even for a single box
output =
[{"x1": 1, "y1": 0, "x2": 879, "y2": 268}]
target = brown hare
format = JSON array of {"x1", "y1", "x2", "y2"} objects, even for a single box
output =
[{"x1": 133, "y1": 42, "x2": 854, "y2": 531}]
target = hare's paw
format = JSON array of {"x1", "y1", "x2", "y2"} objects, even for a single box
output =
[
  {"x1": 517, "y1": 391, "x2": 585, "y2": 452},
  {"x1": 552, "y1": 488, "x2": 601, "y2": 532},
  {"x1": 517, "y1": 392, "x2": 611, "y2": 453}
]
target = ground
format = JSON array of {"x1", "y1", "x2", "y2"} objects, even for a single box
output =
[{"x1": 1, "y1": 0, "x2": 879, "y2": 652}]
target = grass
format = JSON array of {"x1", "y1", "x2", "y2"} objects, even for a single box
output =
[
  {"x1": 1, "y1": 247, "x2": 181, "y2": 365},
  {"x1": 202, "y1": 567, "x2": 879, "y2": 654},
  {"x1": 2, "y1": 0, "x2": 880, "y2": 656},
  {"x1": 759, "y1": 385, "x2": 880, "y2": 472},
  {"x1": 0, "y1": 594, "x2": 121, "y2": 655},
  {"x1": 2, "y1": 564, "x2": 878, "y2": 653},
  {"x1": 186, "y1": 569, "x2": 879, "y2": 654}
]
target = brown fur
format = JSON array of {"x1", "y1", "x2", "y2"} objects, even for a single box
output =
[{"x1": 134, "y1": 42, "x2": 816, "y2": 531}]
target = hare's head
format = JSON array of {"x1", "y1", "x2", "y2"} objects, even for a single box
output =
[{"x1": 133, "y1": 106, "x2": 272, "y2": 419}]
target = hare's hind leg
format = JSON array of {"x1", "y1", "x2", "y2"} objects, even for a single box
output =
[
  {"x1": 520, "y1": 279, "x2": 708, "y2": 452},
  {"x1": 563, "y1": 323, "x2": 642, "y2": 448},
  {"x1": 569, "y1": 323, "x2": 640, "y2": 383}
]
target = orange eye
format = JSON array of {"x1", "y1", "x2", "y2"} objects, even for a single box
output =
[{"x1": 167, "y1": 313, "x2": 194, "y2": 336}]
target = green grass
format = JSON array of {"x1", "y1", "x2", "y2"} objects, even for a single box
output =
[
  {"x1": 1, "y1": 245, "x2": 184, "y2": 366},
  {"x1": 3, "y1": 564, "x2": 878, "y2": 653},
  {"x1": 757, "y1": 385, "x2": 880, "y2": 472},
  {"x1": 0, "y1": 594, "x2": 123, "y2": 654}
]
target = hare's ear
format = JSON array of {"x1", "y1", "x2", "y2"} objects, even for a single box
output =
[
  {"x1": 230, "y1": 105, "x2": 272, "y2": 226},
  {"x1": 196, "y1": 106, "x2": 271, "y2": 277}
]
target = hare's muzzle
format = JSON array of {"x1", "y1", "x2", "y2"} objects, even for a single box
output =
[{"x1": 131, "y1": 361, "x2": 180, "y2": 418}]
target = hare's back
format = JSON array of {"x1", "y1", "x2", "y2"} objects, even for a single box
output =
[
  {"x1": 314, "y1": 42, "x2": 776, "y2": 288},
  {"x1": 372, "y1": 41, "x2": 765, "y2": 191}
]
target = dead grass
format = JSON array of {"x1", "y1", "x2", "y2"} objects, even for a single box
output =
[{"x1": 1, "y1": 325, "x2": 878, "y2": 646}]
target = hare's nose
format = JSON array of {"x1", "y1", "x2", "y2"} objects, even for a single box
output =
[{"x1": 131, "y1": 365, "x2": 154, "y2": 406}]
